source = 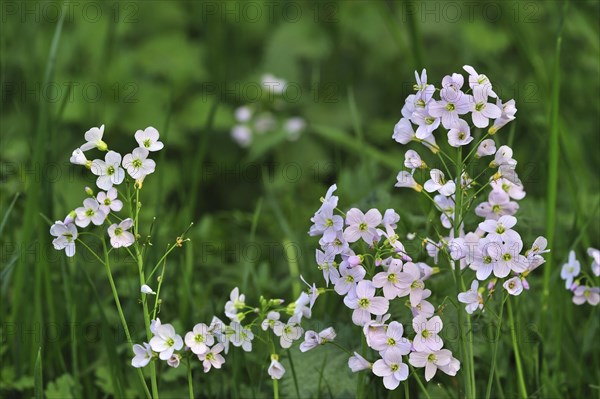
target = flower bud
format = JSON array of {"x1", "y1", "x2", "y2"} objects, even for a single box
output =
[
  {"x1": 97, "y1": 140, "x2": 108, "y2": 151},
  {"x1": 85, "y1": 186, "x2": 94, "y2": 196}
]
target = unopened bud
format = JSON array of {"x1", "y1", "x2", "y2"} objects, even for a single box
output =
[
  {"x1": 85, "y1": 186, "x2": 94, "y2": 196},
  {"x1": 97, "y1": 140, "x2": 108, "y2": 151}
]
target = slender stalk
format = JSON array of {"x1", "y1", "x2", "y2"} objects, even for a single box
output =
[
  {"x1": 409, "y1": 365, "x2": 432, "y2": 399},
  {"x1": 187, "y1": 357, "x2": 194, "y2": 399},
  {"x1": 128, "y1": 184, "x2": 159, "y2": 398},
  {"x1": 451, "y1": 147, "x2": 476, "y2": 398},
  {"x1": 485, "y1": 293, "x2": 508, "y2": 399},
  {"x1": 508, "y1": 299, "x2": 528, "y2": 399},
  {"x1": 100, "y1": 239, "x2": 152, "y2": 399}
]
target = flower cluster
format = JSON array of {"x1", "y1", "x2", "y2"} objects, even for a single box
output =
[
  {"x1": 131, "y1": 286, "x2": 335, "y2": 380},
  {"x1": 308, "y1": 184, "x2": 459, "y2": 388},
  {"x1": 561, "y1": 249, "x2": 600, "y2": 306},
  {"x1": 393, "y1": 67, "x2": 549, "y2": 315},
  {"x1": 230, "y1": 74, "x2": 306, "y2": 147},
  {"x1": 50, "y1": 126, "x2": 163, "y2": 255}
]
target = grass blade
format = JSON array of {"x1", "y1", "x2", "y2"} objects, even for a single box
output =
[
  {"x1": 542, "y1": 0, "x2": 569, "y2": 322},
  {"x1": 34, "y1": 347, "x2": 43, "y2": 399}
]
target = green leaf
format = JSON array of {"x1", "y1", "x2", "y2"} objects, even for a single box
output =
[{"x1": 45, "y1": 374, "x2": 76, "y2": 399}]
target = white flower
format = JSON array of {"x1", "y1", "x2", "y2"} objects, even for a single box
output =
[
  {"x1": 587, "y1": 248, "x2": 600, "y2": 277},
  {"x1": 411, "y1": 288, "x2": 435, "y2": 318},
  {"x1": 96, "y1": 188, "x2": 123, "y2": 214},
  {"x1": 229, "y1": 322, "x2": 254, "y2": 352},
  {"x1": 268, "y1": 354, "x2": 286, "y2": 380},
  {"x1": 231, "y1": 125, "x2": 252, "y2": 147},
  {"x1": 409, "y1": 349, "x2": 452, "y2": 382},
  {"x1": 572, "y1": 286, "x2": 600, "y2": 306},
  {"x1": 424, "y1": 169, "x2": 456, "y2": 196},
  {"x1": 91, "y1": 151, "x2": 125, "y2": 190},
  {"x1": 458, "y1": 280, "x2": 483, "y2": 314},
  {"x1": 344, "y1": 280, "x2": 389, "y2": 326},
  {"x1": 141, "y1": 284, "x2": 156, "y2": 295},
  {"x1": 348, "y1": 352, "x2": 371, "y2": 372},
  {"x1": 254, "y1": 113, "x2": 276, "y2": 133},
  {"x1": 284, "y1": 117, "x2": 306, "y2": 140},
  {"x1": 393, "y1": 118, "x2": 415, "y2": 144},
  {"x1": 491, "y1": 145, "x2": 517, "y2": 168},
  {"x1": 198, "y1": 343, "x2": 225, "y2": 372},
  {"x1": 439, "y1": 355, "x2": 461, "y2": 377},
  {"x1": 299, "y1": 327, "x2": 336, "y2": 352},
  {"x1": 135, "y1": 126, "x2": 164, "y2": 152},
  {"x1": 503, "y1": 277, "x2": 524, "y2": 296},
  {"x1": 185, "y1": 323, "x2": 215, "y2": 355},
  {"x1": 149, "y1": 323, "x2": 183, "y2": 360},
  {"x1": 489, "y1": 98, "x2": 517, "y2": 134},
  {"x1": 167, "y1": 354, "x2": 181, "y2": 368},
  {"x1": 343, "y1": 208, "x2": 382, "y2": 245},
  {"x1": 234, "y1": 106, "x2": 252, "y2": 122},
  {"x1": 273, "y1": 315, "x2": 303, "y2": 349},
  {"x1": 395, "y1": 171, "x2": 423, "y2": 192},
  {"x1": 369, "y1": 321, "x2": 411, "y2": 356},
  {"x1": 404, "y1": 149, "x2": 426, "y2": 170},
  {"x1": 80, "y1": 125, "x2": 108, "y2": 151},
  {"x1": 470, "y1": 85, "x2": 501, "y2": 128},
  {"x1": 261, "y1": 74, "x2": 287, "y2": 95},
  {"x1": 412, "y1": 315, "x2": 444, "y2": 352},
  {"x1": 150, "y1": 318, "x2": 161, "y2": 334},
  {"x1": 131, "y1": 343, "x2": 153, "y2": 368},
  {"x1": 372, "y1": 349, "x2": 409, "y2": 390},
  {"x1": 122, "y1": 148, "x2": 156, "y2": 179},
  {"x1": 50, "y1": 219, "x2": 78, "y2": 257},
  {"x1": 224, "y1": 287, "x2": 245, "y2": 321},
  {"x1": 107, "y1": 218, "x2": 135, "y2": 248},
  {"x1": 478, "y1": 215, "x2": 521, "y2": 243},
  {"x1": 70, "y1": 148, "x2": 89, "y2": 166},
  {"x1": 463, "y1": 65, "x2": 497, "y2": 98},
  {"x1": 476, "y1": 139, "x2": 496, "y2": 158},
  {"x1": 75, "y1": 198, "x2": 107, "y2": 227},
  {"x1": 261, "y1": 311, "x2": 282, "y2": 331},
  {"x1": 560, "y1": 251, "x2": 580, "y2": 289},
  {"x1": 447, "y1": 119, "x2": 474, "y2": 147}
]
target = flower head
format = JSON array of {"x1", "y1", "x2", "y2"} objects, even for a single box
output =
[
  {"x1": 123, "y1": 148, "x2": 156, "y2": 179},
  {"x1": 131, "y1": 343, "x2": 153, "y2": 368},
  {"x1": 75, "y1": 198, "x2": 107, "y2": 227},
  {"x1": 372, "y1": 348, "x2": 409, "y2": 390},
  {"x1": 91, "y1": 151, "x2": 125, "y2": 190},
  {"x1": 560, "y1": 251, "x2": 581, "y2": 289},
  {"x1": 80, "y1": 125, "x2": 108, "y2": 151},
  {"x1": 149, "y1": 323, "x2": 183, "y2": 360},
  {"x1": 458, "y1": 280, "x2": 483, "y2": 314},
  {"x1": 135, "y1": 127, "x2": 164, "y2": 152},
  {"x1": 50, "y1": 219, "x2": 78, "y2": 257},
  {"x1": 268, "y1": 354, "x2": 286, "y2": 379},
  {"x1": 185, "y1": 323, "x2": 215, "y2": 355},
  {"x1": 344, "y1": 208, "x2": 382, "y2": 245},
  {"x1": 96, "y1": 187, "x2": 123, "y2": 214},
  {"x1": 107, "y1": 218, "x2": 135, "y2": 248},
  {"x1": 198, "y1": 343, "x2": 225, "y2": 372},
  {"x1": 344, "y1": 280, "x2": 389, "y2": 326}
]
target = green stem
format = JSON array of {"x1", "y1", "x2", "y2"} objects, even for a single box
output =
[
  {"x1": 452, "y1": 147, "x2": 474, "y2": 398},
  {"x1": 187, "y1": 357, "x2": 194, "y2": 399},
  {"x1": 409, "y1": 365, "x2": 431, "y2": 399},
  {"x1": 129, "y1": 185, "x2": 159, "y2": 399},
  {"x1": 485, "y1": 293, "x2": 508, "y2": 399},
  {"x1": 101, "y1": 239, "x2": 152, "y2": 399},
  {"x1": 508, "y1": 299, "x2": 528, "y2": 399}
]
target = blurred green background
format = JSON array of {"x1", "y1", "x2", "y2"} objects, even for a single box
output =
[{"x1": 1, "y1": 0, "x2": 599, "y2": 398}]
